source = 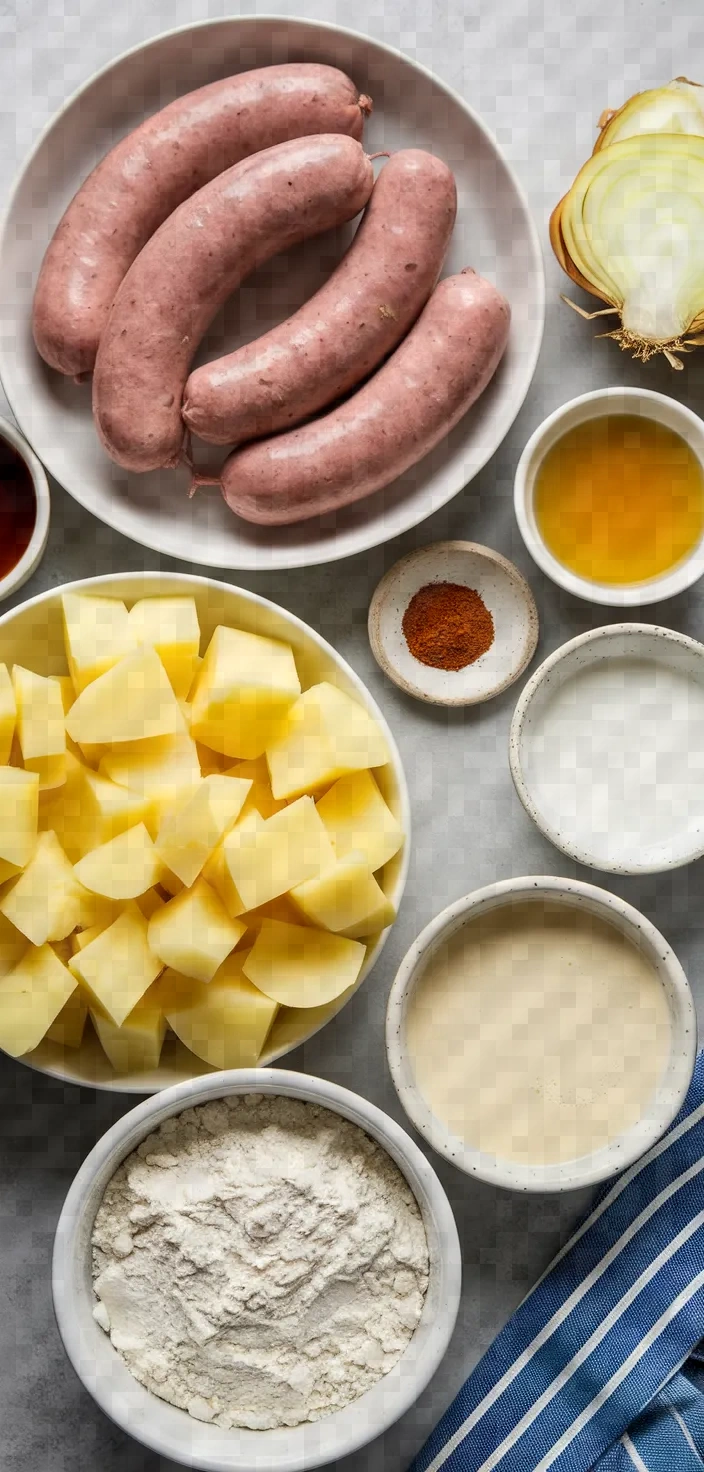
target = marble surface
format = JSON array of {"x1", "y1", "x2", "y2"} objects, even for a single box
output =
[{"x1": 3, "y1": 2, "x2": 704, "y2": 1468}]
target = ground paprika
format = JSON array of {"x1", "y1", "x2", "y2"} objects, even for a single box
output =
[{"x1": 401, "y1": 581, "x2": 494, "y2": 670}]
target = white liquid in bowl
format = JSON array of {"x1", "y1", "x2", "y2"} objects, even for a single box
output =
[{"x1": 522, "y1": 656, "x2": 704, "y2": 870}]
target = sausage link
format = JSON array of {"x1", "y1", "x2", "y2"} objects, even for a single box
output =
[
  {"x1": 33, "y1": 65, "x2": 372, "y2": 378},
  {"x1": 182, "y1": 149, "x2": 457, "y2": 447},
  {"x1": 92, "y1": 135, "x2": 375, "y2": 473},
  {"x1": 219, "y1": 271, "x2": 510, "y2": 526}
]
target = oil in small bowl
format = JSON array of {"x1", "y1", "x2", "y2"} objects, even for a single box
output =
[{"x1": 534, "y1": 414, "x2": 704, "y2": 586}]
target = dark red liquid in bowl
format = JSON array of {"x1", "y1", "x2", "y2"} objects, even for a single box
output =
[{"x1": 0, "y1": 439, "x2": 36, "y2": 580}]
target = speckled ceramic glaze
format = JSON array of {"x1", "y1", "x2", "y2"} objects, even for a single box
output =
[
  {"x1": 368, "y1": 541, "x2": 539, "y2": 705},
  {"x1": 52, "y1": 1069, "x2": 462, "y2": 1471},
  {"x1": 514, "y1": 387, "x2": 704, "y2": 607},
  {"x1": 509, "y1": 624, "x2": 704, "y2": 875},
  {"x1": 386, "y1": 876, "x2": 696, "y2": 1194}
]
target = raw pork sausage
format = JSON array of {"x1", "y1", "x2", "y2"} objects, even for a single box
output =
[
  {"x1": 219, "y1": 271, "x2": 510, "y2": 525},
  {"x1": 92, "y1": 135, "x2": 375, "y2": 473},
  {"x1": 33, "y1": 65, "x2": 372, "y2": 377},
  {"x1": 182, "y1": 149, "x2": 457, "y2": 446}
]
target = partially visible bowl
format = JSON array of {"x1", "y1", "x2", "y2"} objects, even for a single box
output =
[
  {"x1": 0, "y1": 414, "x2": 50, "y2": 601},
  {"x1": 0, "y1": 570, "x2": 409, "y2": 1091},
  {"x1": 386, "y1": 876, "x2": 696, "y2": 1193},
  {"x1": 52, "y1": 1068, "x2": 462, "y2": 1471},
  {"x1": 514, "y1": 387, "x2": 704, "y2": 606}
]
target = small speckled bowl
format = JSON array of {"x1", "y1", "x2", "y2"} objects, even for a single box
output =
[
  {"x1": 386, "y1": 876, "x2": 696, "y2": 1193},
  {"x1": 368, "y1": 541, "x2": 539, "y2": 706}
]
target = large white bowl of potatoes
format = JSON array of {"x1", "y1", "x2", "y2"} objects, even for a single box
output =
[{"x1": 0, "y1": 572, "x2": 408, "y2": 1092}]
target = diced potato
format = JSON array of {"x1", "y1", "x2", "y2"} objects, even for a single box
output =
[
  {"x1": 267, "y1": 683, "x2": 390, "y2": 802},
  {"x1": 12, "y1": 665, "x2": 66, "y2": 791},
  {"x1": 0, "y1": 830, "x2": 94, "y2": 945},
  {"x1": 39, "y1": 756, "x2": 156, "y2": 862},
  {"x1": 190, "y1": 626, "x2": 300, "y2": 760},
  {"x1": 73, "y1": 923, "x2": 105, "y2": 952},
  {"x1": 57, "y1": 674, "x2": 76, "y2": 715},
  {"x1": 0, "y1": 943, "x2": 77, "y2": 1056},
  {"x1": 0, "y1": 766, "x2": 39, "y2": 872},
  {"x1": 225, "y1": 756, "x2": 287, "y2": 820},
  {"x1": 159, "y1": 954, "x2": 277, "y2": 1069},
  {"x1": 136, "y1": 887, "x2": 166, "y2": 921},
  {"x1": 128, "y1": 597, "x2": 201, "y2": 700},
  {"x1": 91, "y1": 982, "x2": 166, "y2": 1074},
  {"x1": 148, "y1": 878, "x2": 245, "y2": 984},
  {"x1": 290, "y1": 851, "x2": 396, "y2": 937},
  {"x1": 45, "y1": 987, "x2": 88, "y2": 1048},
  {"x1": 195, "y1": 742, "x2": 232, "y2": 777},
  {"x1": 188, "y1": 656, "x2": 203, "y2": 700},
  {"x1": 73, "y1": 823, "x2": 162, "y2": 901},
  {"x1": 62, "y1": 593, "x2": 138, "y2": 694},
  {"x1": 0, "y1": 912, "x2": 27, "y2": 978},
  {"x1": 315, "y1": 770, "x2": 404, "y2": 873},
  {"x1": 0, "y1": 664, "x2": 16, "y2": 765},
  {"x1": 51, "y1": 936, "x2": 75, "y2": 967},
  {"x1": 69, "y1": 902, "x2": 163, "y2": 1026},
  {"x1": 65, "y1": 648, "x2": 185, "y2": 748},
  {"x1": 155, "y1": 774, "x2": 252, "y2": 887},
  {"x1": 221, "y1": 796, "x2": 335, "y2": 915},
  {"x1": 243, "y1": 919, "x2": 365, "y2": 1007},
  {"x1": 99, "y1": 729, "x2": 201, "y2": 798},
  {"x1": 159, "y1": 867, "x2": 185, "y2": 898}
]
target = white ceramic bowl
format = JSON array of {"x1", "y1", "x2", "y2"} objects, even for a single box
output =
[
  {"x1": 0, "y1": 15, "x2": 544, "y2": 572},
  {"x1": 386, "y1": 876, "x2": 696, "y2": 1193},
  {"x1": 52, "y1": 1067, "x2": 462, "y2": 1471},
  {"x1": 514, "y1": 387, "x2": 704, "y2": 606},
  {"x1": 367, "y1": 541, "x2": 539, "y2": 706},
  {"x1": 0, "y1": 571, "x2": 409, "y2": 1091},
  {"x1": 0, "y1": 414, "x2": 50, "y2": 601},
  {"x1": 509, "y1": 623, "x2": 704, "y2": 874}
]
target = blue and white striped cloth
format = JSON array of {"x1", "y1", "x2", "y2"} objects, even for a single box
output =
[{"x1": 411, "y1": 1050, "x2": 704, "y2": 1472}]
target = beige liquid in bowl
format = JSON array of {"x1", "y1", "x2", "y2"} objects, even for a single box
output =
[{"x1": 406, "y1": 899, "x2": 671, "y2": 1165}]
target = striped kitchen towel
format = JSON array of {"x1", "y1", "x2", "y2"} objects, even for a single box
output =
[{"x1": 411, "y1": 1049, "x2": 704, "y2": 1472}]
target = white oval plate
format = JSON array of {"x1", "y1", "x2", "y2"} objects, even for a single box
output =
[{"x1": 0, "y1": 16, "x2": 544, "y2": 572}]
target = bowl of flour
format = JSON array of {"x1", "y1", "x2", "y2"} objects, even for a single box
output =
[{"x1": 52, "y1": 1070, "x2": 461, "y2": 1470}]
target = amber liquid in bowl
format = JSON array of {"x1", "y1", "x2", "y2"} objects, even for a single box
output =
[{"x1": 534, "y1": 414, "x2": 704, "y2": 585}]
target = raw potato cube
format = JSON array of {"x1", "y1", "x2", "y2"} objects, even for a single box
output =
[
  {"x1": 156, "y1": 774, "x2": 252, "y2": 887},
  {"x1": 148, "y1": 877, "x2": 245, "y2": 984},
  {"x1": 45, "y1": 987, "x2": 88, "y2": 1048},
  {"x1": 69, "y1": 902, "x2": 163, "y2": 1026},
  {"x1": 0, "y1": 766, "x2": 39, "y2": 872},
  {"x1": 160, "y1": 955, "x2": 277, "y2": 1069},
  {"x1": 0, "y1": 830, "x2": 93, "y2": 945},
  {"x1": 200, "y1": 812, "x2": 263, "y2": 916},
  {"x1": 65, "y1": 648, "x2": 185, "y2": 748},
  {"x1": 0, "y1": 664, "x2": 16, "y2": 765},
  {"x1": 0, "y1": 943, "x2": 77, "y2": 1056},
  {"x1": 136, "y1": 887, "x2": 166, "y2": 921},
  {"x1": 0, "y1": 913, "x2": 27, "y2": 978},
  {"x1": 190, "y1": 626, "x2": 301, "y2": 760},
  {"x1": 243, "y1": 919, "x2": 365, "y2": 1008},
  {"x1": 73, "y1": 923, "x2": 106, "y2": 952},
  {"x1": 73, "y1": 823, "x2": 163, "y2": 901},
  {"x1": 62, "y1": 593, "x2": 137, "y2": 694},
  {"x1": 57, "y1": 675, "x2": 76, "y2": 715},
  {"x1": 196, "y1": 741, "x2": 231, "y2": 777},
  {"x1": 315, "y1": 770, "x2": 404, "y2": 873},
  {"x1": 40, "y1": 756, "x2": 157, "y2": 862},
  {"x1": 99, "y1": 729, "x2": 200, "y2": 797},
  {"x1": 91, "y1": 982, "x2": 166, "y2": 1074},
  {"x1": 290, "y1": 852, "x2": 396, "y2": 937},
  {"x1": 225, "y1": 756, "x2": 287, "y2": 820},
  {"x1": 12, "y1": 665, "x2": 66, "y2": 791},
  {"x1": 128, "y1": 597, "x2": 201, "y2": 700},
  {"x1": 222, "y1": 796, "x2": 335, "y2": 914},
  {"x1": 267, "y1": 683, "x2": 390, "y2": 801}
]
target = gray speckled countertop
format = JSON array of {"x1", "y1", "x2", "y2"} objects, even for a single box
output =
[{"x1": 3, "y1": 2, "x2": 704, "y2": 1468}]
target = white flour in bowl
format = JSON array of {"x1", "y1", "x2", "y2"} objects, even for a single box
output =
[{"x1": 91, "y1": 1093, "x2": 429, "y2": 1430}]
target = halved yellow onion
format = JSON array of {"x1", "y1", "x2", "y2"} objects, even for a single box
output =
[{"x1": 595, "y1": 79, "x2": 704, "y2": 153}]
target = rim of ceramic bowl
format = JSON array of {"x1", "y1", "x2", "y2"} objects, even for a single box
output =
[
  {"x1": 514, "y1": 387, "x2": 704, "y2": 607},
  {"x1": 509, "y1": 621, "x2": 704, "y2": 874},
  {"x1": 0, "y1": 570, "x2": 410, "y2": 1091},
  {"x1": 385, "y1": 876, "x2": 697, "y2": 1194},
  {"x1": 367, "y1": 540, "x2": 540, "y2": 706},
  {"x1": 52, "y1": 1068, "x2": 462, "y2": 1471},
  {"x1": 0, "y1": 414, "x2": 50, "y2": 601}
]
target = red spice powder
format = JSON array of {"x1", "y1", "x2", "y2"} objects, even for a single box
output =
[{"x1": 402, "y1": 581, "x2": 495, "y2": 671}]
